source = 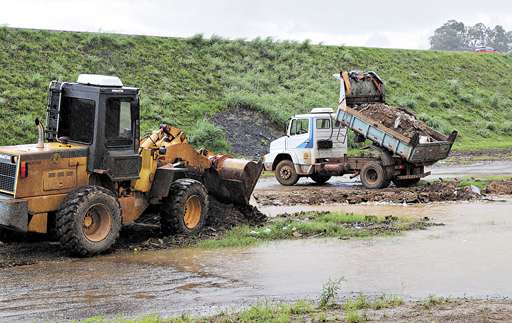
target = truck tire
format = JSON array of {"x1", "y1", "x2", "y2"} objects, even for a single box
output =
[
  {"x1": 310, "y1": 173, "x2": 331, "y2": 185},
  {"x1": 55, "y1": 186, "x2": 122, "y2": 257},
  {"x1": 392, "y1": 178, "x2": 421, "y2": 188},
  {"x1": 161, "y1": 179, "x2": 208, "y2": 236},
  {"x1": 275, "y1": 160, "x2": 299, "y2": 186},
  {"x1": 360, "y1": 162, "x2": 391, "y2": 189}
]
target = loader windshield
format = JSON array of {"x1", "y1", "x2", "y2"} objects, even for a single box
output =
[{"x1": 58, "y1": 97, "x2": 96, "y2": 144}]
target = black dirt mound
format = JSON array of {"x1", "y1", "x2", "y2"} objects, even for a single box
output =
[
  {"x1": 210, "y1": 107, "x2": 283, "y2": 159},
  {"x1": 116, "y1": 196, "x2": 267, "y2": 251},
  {"x1": 352, "y1": 103, "x2": 442, "y2": 140}
]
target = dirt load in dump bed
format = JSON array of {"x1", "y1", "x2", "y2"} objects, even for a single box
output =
[{"x1": 352, "y1": 103, "x2": 441, "y2": 140}]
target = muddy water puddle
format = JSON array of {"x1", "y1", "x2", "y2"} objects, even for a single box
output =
[{"x1": 1, "y1": 200, "x2": 512, "y2": 321}]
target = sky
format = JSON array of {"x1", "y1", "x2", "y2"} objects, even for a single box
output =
[{"x1": 0, "y1": 0, "x2": 511, "y2": 49}]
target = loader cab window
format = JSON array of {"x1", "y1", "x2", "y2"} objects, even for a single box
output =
[
  {"x1": 105, "y1": 98, "x2": 133, "y2": 147},
  {"x1": 289, "y1": 118, "x2": 309, "y2": 136},
  {"x1": 58, "y1": 97, "x2": 96, "y2": 144}
]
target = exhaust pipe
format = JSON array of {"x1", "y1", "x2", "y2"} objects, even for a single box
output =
[{"x1": 35, "y1": 118, "x2": 44, "y2": 149}]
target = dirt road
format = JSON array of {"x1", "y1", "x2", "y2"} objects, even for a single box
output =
[{"x1": 1, "y1": 199, "x2": 512, "y2": 322}]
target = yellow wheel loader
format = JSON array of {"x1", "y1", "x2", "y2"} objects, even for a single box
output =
[{"x1": 0, "y1": 74, "x2": 262, "y2": 256}]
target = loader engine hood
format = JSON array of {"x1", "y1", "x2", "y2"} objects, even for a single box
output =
[{"x1": 0, "y1": 143, "x2": 88, "y2": 196}]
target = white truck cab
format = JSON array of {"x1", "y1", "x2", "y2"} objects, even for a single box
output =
[{"x1": 263, "y1": 108, "x2": 347, "y2": 185}]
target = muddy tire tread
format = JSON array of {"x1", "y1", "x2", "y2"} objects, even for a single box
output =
[
  {"x1": 275, "y1": 160, "x2": 300, "y2": 186},
  {"x1": 160, "y1": 179, "x2": 209, "y2": 236},
  {"x1": 55, "y1": 185, "x2": 121, "y2": 257}
]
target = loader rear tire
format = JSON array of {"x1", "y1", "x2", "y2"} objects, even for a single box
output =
[
  {"x1": 160, "y1": 179, "x2": 208, "y2": 236},
  {"x1": 55, "y1": 186, "x2": 122, "y2": 257},
  {"x1": 310, "y1": 174, "x2": 331, "y2": 185},
  {"x1": 360, "y1": 162, "x2": 391, "y2": 189},
  {"x1": 275, "y1": 160, "x2": 299, "y2": 186}
]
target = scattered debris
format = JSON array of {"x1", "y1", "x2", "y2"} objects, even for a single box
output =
[
  {"x1": 486, "y1": 180, "x2": 512, "y2": 195},
  {"x1": 254, "y1": 181, "x2": 482, "y2": 206}
]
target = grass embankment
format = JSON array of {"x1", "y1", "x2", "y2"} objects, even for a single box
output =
[
  {"x1": 1, "y1": 28, "x2": 511, "y2": 151},
  {"x1": 196, "y1": 211, "x2": 429, "y2": 249}
]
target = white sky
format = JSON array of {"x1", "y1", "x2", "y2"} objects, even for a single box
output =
[{"x1": 1, "y1": 0, "x2": 511, "y2": 49}]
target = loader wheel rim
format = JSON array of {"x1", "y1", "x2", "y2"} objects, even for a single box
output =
[
  {"x1": 184, "y1": 195, "x2": 202, "y2": 229},
  {"x1": 82, "y1": 204, "x2": 112, "y2": 242},
  {"x1": 279, "y1": 165, "x2": 293, "y2": 180}
]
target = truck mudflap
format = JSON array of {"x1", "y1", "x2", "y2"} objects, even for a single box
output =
[{"x1": 0, "y1": 195, "x2": 28, "y2": 232}]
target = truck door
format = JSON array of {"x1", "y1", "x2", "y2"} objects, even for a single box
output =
[
  {"x1": 315, "y1": 117, "x2": 348, "y2": 159},
  {"x1": 286, "y1": 118, "x2": 313, "y2": 166}
]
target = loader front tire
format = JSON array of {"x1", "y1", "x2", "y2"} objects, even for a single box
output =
[
  {"x1": 160, "y1": 179, "x2": 208, "y2": 236},
  {"x1": 275, "y1": 160, "x2": 299, "y2": 186},
  {"x1": 55, "y1": 186, "x2": 122, "y2": 257}
]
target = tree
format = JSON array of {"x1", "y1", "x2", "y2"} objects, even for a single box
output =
[
  {"x1": 488, "y1": 25, "x2": 510, "y2": 52},
  {"x1": 430, "y1": 20, "x2": 467, "y2": 51},
  {"x1": 430, "y1": 20, "x2": 512, "y2": 52}
]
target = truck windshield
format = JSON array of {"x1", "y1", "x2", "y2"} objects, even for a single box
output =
[
  {"x1": 58, "y1": 97, "x2": 96, "y2": 144},
  {"x1": 105, "y1": 98, "x2": 133, "y2": 147},
  {"x1": 290, "y1": 119, "x2": 309, "y2": 135}
]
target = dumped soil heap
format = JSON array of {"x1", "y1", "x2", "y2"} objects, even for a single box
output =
[
  {"x1": 352, "y1": 103, "x2": 442, "y2": 140},
  {"x1": 211, "y1": 107, "x2": 282, "y2": 158},
  {"x1": 254, "y1": 181, "x2": 482, "y2": 206}
]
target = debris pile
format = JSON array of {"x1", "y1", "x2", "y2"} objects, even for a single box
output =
[
  {"x1": 118, "y1": 197, "x2": 267, "y2": 251},
  {"x1": 486, "y1": 180, "x2": 512, "y2": 195},
  {"x1": 352, "y1": 103, "x2": 442, "y2": 140},
  {"x1": 254, "y1": 181, "x2": 482, "y2": 206}
]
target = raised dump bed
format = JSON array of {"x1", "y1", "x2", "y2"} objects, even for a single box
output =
[
  {"x1": 337, "y1": 105, "x2": 458, "y2": 164},
  {"x1": 336, "y1": 71, "x2": 458, "y2": 165}
]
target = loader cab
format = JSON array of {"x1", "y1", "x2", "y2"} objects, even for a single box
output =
[{"x1": 46, "y1": 74, "x2": 141, "y2": 181}]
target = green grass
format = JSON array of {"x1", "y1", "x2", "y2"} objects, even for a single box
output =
[
  {"x1": 196, "y1": 211, "x2": 428, "y2": 249},
  {"x1": 82, "y1": 294, "x2": 408, "y2": 323},
  {"x1": 1, "y1": 28, "x2": 512, "y2": 151}
]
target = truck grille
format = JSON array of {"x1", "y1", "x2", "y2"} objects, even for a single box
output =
[{"x1": 0, "y1": 158, "x2": 17, "y2": 194}]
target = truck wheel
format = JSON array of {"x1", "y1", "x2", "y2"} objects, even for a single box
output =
[
  {"x1": 392, "y1": 178, "x2": 420, "y2": 187},
  {"x1": 275, "y1": 160, "x2": 299, "y2": 186},
  {"x1": 161, "y1": 179, "x2": 208, "y2": 236},
  {"x1": 310, "y1": 174, "x2": 331, "y2": 185},
  {"x1": 55, "y1": 186, "x2": 122, "y2": 257},
  {"x1": 360, "y1": 162, "x2": 391, "y2": 189}
]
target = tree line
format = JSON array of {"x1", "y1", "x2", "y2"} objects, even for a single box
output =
[{"x1": 430, "y1": 20, "x2": 512, "y2": 52}]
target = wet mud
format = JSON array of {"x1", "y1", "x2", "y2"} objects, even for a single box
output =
[
  {"x1": 2, "y1": 200, "x2": 512, "y2": 322},
  {"x1": 254, "y1": 181, "x2": 482, "y2": 206},
  {"x1": 0, "y1": 197, "x2": 267, "y2": 269}
]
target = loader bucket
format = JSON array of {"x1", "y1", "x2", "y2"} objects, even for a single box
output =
[{"x1": 204, "y1": 156, "x2": 263, "y2": 205}]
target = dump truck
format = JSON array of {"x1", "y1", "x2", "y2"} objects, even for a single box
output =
[
  {"x1": 0, "y1": 74, "x2": 262, "y2": 256},
  {"x1": 263, "y1": 71, "x2": 457, "y2": 188}
]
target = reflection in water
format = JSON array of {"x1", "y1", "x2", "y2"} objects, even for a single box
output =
[{"x1": 1, "y1": 200, "x2": 511, "y2": 322}]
